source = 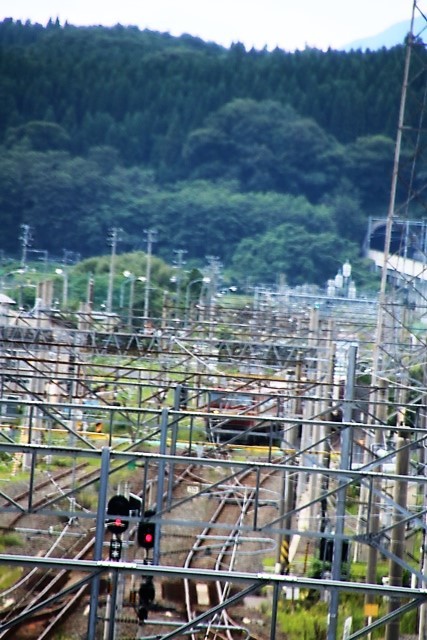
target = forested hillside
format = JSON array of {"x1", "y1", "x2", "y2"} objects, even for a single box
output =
[{"x1": 0, "y1": 18, "x2": 422, "y2": 287}]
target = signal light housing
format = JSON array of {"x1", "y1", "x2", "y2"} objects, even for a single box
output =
[
  {"x1": 137, "y1": 509, "x2": 156, "y2": 550},
  {"x1": 137, "y1": 576, "x2": 155, "y2": 622},
  {"x1": 139, "y1": 577, "x2": 155, "y2": 606},
  {"x1": 107, "y1": 495, "x2": 130, "y2": 535}
]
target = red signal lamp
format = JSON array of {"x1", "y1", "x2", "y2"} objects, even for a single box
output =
[{"x1": 137, "y1": 517, "x2": 156, "y2": 550}]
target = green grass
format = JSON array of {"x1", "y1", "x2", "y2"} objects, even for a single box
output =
[
  {"x1": 0, "y1": 534, "x2": 24, "y2": 591},
  {"x1": 0, "y1": 532, "x2": 23, "y2": 548},
  {"x1": 0, "y1": 567, "x2": 23, "y2": 590},
  {"x1": 255, "y1": 557, "x2": 420, "y2": 638},
  {"x1": 278, "y1": 600, "x2": 329, "y2": 639},
  {"x1": 276, "y1": 592, "x2": 417, "y2": 639}
]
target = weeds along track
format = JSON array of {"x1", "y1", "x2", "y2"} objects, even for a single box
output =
[{"x1": 1, "y1": 462, "x2": 95, "y2": 529}]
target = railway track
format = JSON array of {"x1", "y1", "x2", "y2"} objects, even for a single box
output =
[
  {"x1": 0, "y1": 452, "x2": 149, "y2": 637},
  {"x1": 0, "y1": 462, "x2": 102, "y2": 639},
  {"x1": 0, "y1": 450, "x2": 281, "y2": 639},
  {"x1": 0, "y1": 455, "x2": 206, "y2": 638},
  {"x1": 1, "y1": 462, "x2": 95, "y2": 529},
  {"x1": 181, "y1": 465, "x2": 280, "y2": 640},
  {"x1": 0, "y1": 532, "x2": 94, "y2": 640},
  {"x1": 124, "y1": 456, "x2": 283, "y2": 640}
]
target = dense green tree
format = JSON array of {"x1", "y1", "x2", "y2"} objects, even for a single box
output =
[
  {"x1": 321, "y1": 183, "x2": 367, "y2": 242},
  {"x1": 183, "y1": 98, "x2": 345, "y2": 201},
  {"x1": 4, "y1": 121, "x2": 70, "y2": 151},
  {"x1": 0, "y1": 154, "x2": 24, "y2": 250},
  {"x1": 231, "y1": 223, "x2": 357, "y2": 286},
  {"x1": 0, "y1": 19, "x2": 409, "y2": 167},
  {"x1": 0, "y1": 19, "x2": 419, "y2": 288},
  {"x1": 344, "y1": 135, "x2": 395, "y2": 207}
]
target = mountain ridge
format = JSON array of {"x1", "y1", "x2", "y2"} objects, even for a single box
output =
[{"x1": 343, "y1": 15, "x2": 423, "y2": 51}]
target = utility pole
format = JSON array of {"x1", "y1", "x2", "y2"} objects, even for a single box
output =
[
  {"x1": 172, "y1": 248, "x2": 187, "y2": 315},
  {"x1": 143, "y1": 229, "x2": 157, "y2": 322},
  {"x1": 205, "y1": 256, "x2": 221, "y2": 336},
  {"x1": 106, "y1": 228, "x2": 121, "y2": 314},
  {"x1": 365, "y1": 5, "x2": 419, "y2": 621},
  {"x1": 19, "y1": 224, "x2": 32, "y2": 270}
]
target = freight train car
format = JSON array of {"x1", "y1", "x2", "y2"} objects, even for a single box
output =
[{"x1": 205, "y1": 389, "x2": 281, "y2": 446}]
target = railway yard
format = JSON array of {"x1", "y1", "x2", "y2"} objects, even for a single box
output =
[{"x1": 0, "y1": 290, "x2": 427, "y2": 640}]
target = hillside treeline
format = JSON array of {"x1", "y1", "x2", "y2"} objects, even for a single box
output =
[{"x1": 0, "y1": 19, "x2": 423, "y2": 286}]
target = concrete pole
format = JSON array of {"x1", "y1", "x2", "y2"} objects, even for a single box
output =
[
  {"x1": 308, "y1": 307, "x2": 320, "y2": 524},
  {"x1": 384, "y1": 431, "x2": 410, "y2": 640},
  {"x1": 153, "y1": 408, "x2": 168, "y2": 566},
  {"x1": 20, "y1": 223, "x2": 31, "y2": 270},
  {"x1": 293, "y1": 356, "x2": 306, "y2": 515},
  {"x1": 106, "y1": 228, "x2": 120, "y2": 314},
  {"x1": 327, "y1": 344, "x2": 357, "y2": 640},
  {"x1": 144, "y1": 229, "x2": 156, "y2": 322},
  {"x1": 320, "y1": 325, "x2": 335, "y2": 550},
  {"x1": 87, "y1": 447, "x2": 110, "y2": 639},
  {"x1": 418, "y1": 365, "x2": 427, "y2": 639},
  {"x1": 128, "y1": 275, "x2": 135, "y2": 330},
  {"x1": 269, "y1": 582, "x2": 281, "y2": 640},
  {"x1": 276, "y1": 415, "x2": 299, "y2": 574},
  {"x1": 364, "y1": 380, "x2": 388, "y2": 605}
]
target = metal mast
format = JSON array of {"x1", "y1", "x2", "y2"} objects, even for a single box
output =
[{"x1": 367, "y1": 4, "x2": 427, "y2": 639}]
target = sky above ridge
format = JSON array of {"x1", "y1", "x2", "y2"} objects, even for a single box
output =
[{"x1": 0, "y1": 0, "x2": 417, "y2": 51}]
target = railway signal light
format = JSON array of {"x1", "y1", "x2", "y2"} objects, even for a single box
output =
[
  {"x1": 109, "y1": 537, "x2": 122, "y2": 561},
  {"x1": 138, "y1": 577, "x2": 155, "y2": 622},
  {"x1": 137, "y1": 605, "x2": 148, "y2": 623},
  {"x1": 107, "y1": 495, "x2": 130, "y2": 536},
  {"x1": 179, "y1": 384, "x2": 188, "y2": 409},
  {"x1": 137, "y1": 509, "x2": 156, "y2": 550}
]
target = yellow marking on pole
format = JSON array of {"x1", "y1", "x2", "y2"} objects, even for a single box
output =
[
  {"x1": 364, "y1": 603, "x2": 379, "y2": 617},
  {"x1": 280, "y1": 538, "x2": 289, "y2": 570}
]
